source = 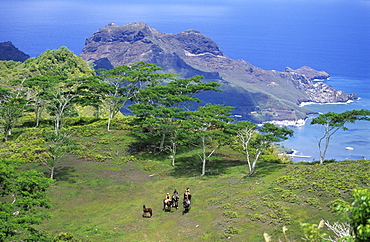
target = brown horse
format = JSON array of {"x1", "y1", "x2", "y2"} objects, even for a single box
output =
[
  {"x1": 142, "y1": 205, "x2": 152, "y2": 218},
  {"x1": 163, "y1": 199, "x2": 172, "y2": 212}
]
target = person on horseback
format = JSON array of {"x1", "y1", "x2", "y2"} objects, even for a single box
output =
[
  {"x1": 184, "y1": 187, "x2": 191, "y2": 200},
  {"x1": 165, "y1": 193, "x2": 171, "y2": 203},
  {"x1": 172, "y1": 189, "x2": 179, "y2": 208}
]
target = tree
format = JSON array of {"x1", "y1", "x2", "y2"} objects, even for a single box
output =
[
  {"x1": 231, "y1": 121, "x2": 258, "y2": 174},
  {"x1": 233, "y1": 122, "x2": 293, "y2": 176},
  {"x1": 42, "y1": 130, "x2": 75, "y2": 179},
  {"x1": 182, "y1": 104, "x2": 234, "y2": 176},
  {"x1": 22, "y1": 76, "x2": 54, "y2": 127},
  {"x1": 98, "y1": 62, "x2": 176, "y2": 131},
  {"x1": 0, "y1": 97, "x2": 27, "y2": 141},
  {"x1": 0, "y1": 86, "x2": 27, "y2": 141},
  {"x1": 45, "y1": 76, "x2": 84, "y2": 135},
  {"x1": 311, "y1": 109, "x2": 370, "y2": 164},
  {"x1": 0, "y1": 160, "x2": 53, "y2": 241},
  {"x1": 130, "y1": 76, "x2": 221, "y2": 165}
]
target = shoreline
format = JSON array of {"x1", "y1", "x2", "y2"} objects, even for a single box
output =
[
  {"x1": 299, "y1": 99, "x2": 356, "y2": 107},
  {"x1": 265, "y1": 119, "x2": 306, "y2": 127}
]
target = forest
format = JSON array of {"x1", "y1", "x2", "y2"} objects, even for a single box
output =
[{"x1": 0, "y1": 47, "x2": 369, "y2": 241}]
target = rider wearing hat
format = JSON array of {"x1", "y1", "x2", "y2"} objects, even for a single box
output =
[
  {"x1": 184, "y1": 187, "x2": 190, "y2": 199},
  {"x1": 165, "y1": 193, "x2": 171, "y2": 203}
]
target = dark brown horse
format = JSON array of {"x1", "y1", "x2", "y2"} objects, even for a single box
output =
[
  {"x1": 163, "y1": 199, "x2": 172, "y2": 212},
  {"x1": 142, "y1": 205, "x2": 152, "y2": 218}
]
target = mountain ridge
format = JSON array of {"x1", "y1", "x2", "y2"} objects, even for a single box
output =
[{"x1": 80, "y1": 22, "x2": 358, "y2": 122}]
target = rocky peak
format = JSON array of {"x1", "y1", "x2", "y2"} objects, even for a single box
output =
[{"x1": 175, "y1": 30, "x2": 224, "y2": 56}]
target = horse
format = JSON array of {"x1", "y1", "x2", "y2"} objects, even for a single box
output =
[
  {"x1": 163, "y1": 199, "x2": 172, "y2": 212},
  {"x1": 142, "y1": 205, "x2": 152, "y2": 218},
  {"x1": 172, "y1": 194, "x2": 179, "y2": 209},
  {"x1": 182, "y1": 198, "x2": 191, "y2": 215}
]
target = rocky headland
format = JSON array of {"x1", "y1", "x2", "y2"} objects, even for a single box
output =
[
  {"x1": 0, "y1": 41, "x2": 30, "y2": 62},
  {"x1": 80, "y1": 22, "x2": 358, "y2": 122}
]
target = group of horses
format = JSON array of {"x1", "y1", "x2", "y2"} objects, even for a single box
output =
[{"x1": 142, "y1": 191, "x2": 192, "y2": 218}]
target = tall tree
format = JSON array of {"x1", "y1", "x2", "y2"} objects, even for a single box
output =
[
  {"x1": 311, "y1": 109, "x2": 370, "y2": 164},
  {"x1": 0, "y1": 97, "x2": 26, "y2": 142},
  {"x1": 22, "y1": 76, "x2": 54, "y2": 127},
  {"x1": 0, "y1": 87, "x2": 27, "y2": 141},
  {"x1": 231, "y1": 121, "x2": 258, "y2": 174},
  {"x1": 44, "y1": 76, "x2": 83, "y2": 135},
  {"x1": 182, "y1": 104, "x2": 234, "y2": 176},
  {"x1": 232, "y1": 122, "x2": 293, "y2": 176},
  {"x1": 251, "y1": 123, "x2": 293, "y2": 175},
  {"x1": 130, "y1": 76, "x2": 221, "y2": 165},
  {"x1": 98, "y1": 62, "x2": 176, "y2": 131},
  {"x1": 0, "y1": 160, "x2": 52, "y2": 241}
]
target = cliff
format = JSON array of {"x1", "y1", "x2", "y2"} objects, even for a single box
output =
[
  {"x1": 80, "y1": 22, "x2": 358, "y2": 122},
  {"x1": 0, "y1": 41, "x2": 30, "y2": 62}
]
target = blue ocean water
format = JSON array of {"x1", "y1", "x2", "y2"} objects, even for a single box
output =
[{"x1": 1, "y1": 0, "x2": 369, "y2": 160}]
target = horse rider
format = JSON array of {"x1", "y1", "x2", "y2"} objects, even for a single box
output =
[
  {"x1": 173, "y1": 189, "x2": 179, "y2": 199},
  {"x1": 184, "y1": 187, "x2": 190, "y2": 199},
  {"x1": 165, "y1": 193, "x2": 171, "y2": 203}
]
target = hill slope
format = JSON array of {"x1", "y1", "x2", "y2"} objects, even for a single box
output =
[
  {"x1": 30, "y1": 120, "x2": 368, "y2": 242},
  {"x1": 80, "y1": 23, "x2": 357, "y2": 122}
]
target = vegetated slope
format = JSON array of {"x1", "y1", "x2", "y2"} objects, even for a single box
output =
[
  {"x1": 31, "y1": 118, "x2": 369, "y2": 242},
  {"x1": 80, "y1": 22, "x2": 357, "y2": 122}
]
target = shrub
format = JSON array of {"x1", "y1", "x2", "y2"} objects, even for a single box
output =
[{"x1": 223, "y1": 211, "x2": 239, "y2": 218}]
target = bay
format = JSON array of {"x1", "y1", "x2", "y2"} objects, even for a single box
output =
[
  {"x1": 282, "y1": 77, "x2": 370, "y2": 162},
  {"x1": 0, "y1": 0, "x2": 369, "y2": 160}
]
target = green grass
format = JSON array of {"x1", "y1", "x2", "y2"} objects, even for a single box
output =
[{"x1": 5, "y1": 117, "x2": 370, "y2": 241}]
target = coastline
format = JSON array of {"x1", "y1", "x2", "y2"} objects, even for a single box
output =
[
  {"x1": 266, "y1": 119, "x2": 306, "y2": 127},
  {"x1": 299, "y1": 99, "x2": 355, "y2": 107}
]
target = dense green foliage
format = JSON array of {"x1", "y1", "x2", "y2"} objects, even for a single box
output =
[
  {"x1": 0, "y1": 160, "x2": 53, "y2": 241},
  {"x1": 24, "y1": 47, "x2": 95, "y2": 78},
  {"x1": 341, "y1": 189, "x2": 370, "y2": 241}
]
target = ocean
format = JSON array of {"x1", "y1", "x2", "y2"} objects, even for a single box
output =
[{"x1": 1, "y1": 0, "x2": 369, "y2": 160}]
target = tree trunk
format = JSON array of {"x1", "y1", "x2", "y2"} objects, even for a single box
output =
[
  {"x1": 159, "y1": 132, "x2": 166, "y2": 151},
  {"x1": 250, "y1": 149, "x2": 262, "y2": 176},
  {"x1": 107, "y1": 112, "x2": 113, "y2": 131},
  {"x1": 50, "y1": 166, "x2": 55, "y2": 180},
  {"x1": 171, "y1": 140, "x2": 176, "y2": 166},
  {"x1": 201, "y1": 136, "x2": 206, "y2": 176}
]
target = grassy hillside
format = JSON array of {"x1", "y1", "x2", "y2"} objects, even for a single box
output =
[{"x1": 5, "y1": 117, "x2": 370, "y2": 241}]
